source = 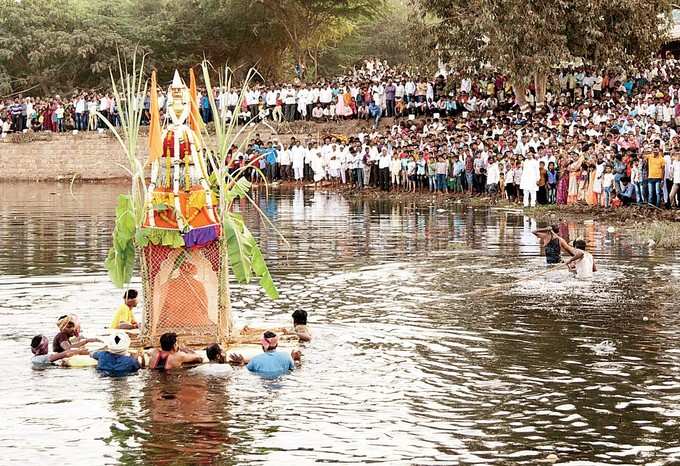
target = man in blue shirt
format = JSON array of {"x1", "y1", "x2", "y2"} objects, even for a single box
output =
[
  {"x1": 229, "y1": 331, "x2": 299, "y2": 377},
  {"x1": 92, "y1": 331, "x2": 142, "y2": 376},
  {"x1": 617, "y1": 176, "x2": 635, "y2": 206},
  {"x1": 262, "y1": 142, "x2": 278, "y2": 181}
]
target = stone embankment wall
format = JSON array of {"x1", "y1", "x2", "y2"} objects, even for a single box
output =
[
  {"x1": 0, "y1": 133, "x2": 145, "y2": 181},
  {"x1": 0, "y1": 118, "x2": 361, "y2": 181}
]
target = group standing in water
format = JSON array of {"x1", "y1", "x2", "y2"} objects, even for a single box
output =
[
  {"x1": 532, "y1": 224, "x2": 597, "y2": 278},
  {"x1": 31, "y1": 290, "x2": 312, "y2": 378}
]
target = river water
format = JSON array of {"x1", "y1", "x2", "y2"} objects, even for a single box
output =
[{"x1": 1, "y1": 182, "x2": 679, "y2": 465}]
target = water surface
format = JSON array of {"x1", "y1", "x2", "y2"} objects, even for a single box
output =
[{"x1": 1, "y1": 182, "x2": 679, "y2": 465}]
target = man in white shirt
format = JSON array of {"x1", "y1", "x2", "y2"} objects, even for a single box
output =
[
  {"x1": 292, "y1": 142, "x2": 305, "y2": 182},
  {"x1": 486, "y1": 156, "x2": 500, "y2": 196},
  {"x1": 245, "y1": 88, "x2": 259, "y2": 119},
  {"x1": 395, "y1": 81, "x2": 405, "y2": 101},
  {"x1": 378, "y1": 146, "x2": 391, "y2": 190},
  {"x1": 266, "y1": 88, "x2": 278, "y2": 113},
  {"x1": 565, "y1": 239, "x2": 596, "y2": 279},
  {"x1": 75, "y1": 96, "x2": 86, "y2": 131},
  {"x1": 405, "y1": 80, "x2": 416, "y2": 102},
  {"x1": 520, "y1": 152, "x2": 540, "y2": 207},
  {"x1": 99, "y1": 94, "x2": 110, "y2": 128},
  {"x1": 284, "y1": 86, "x2": 297, "y2": 121},
  {"x1": 227, "y1": 90, "x2": 239, "y2": 112},
  {"x1": 319, "y1": 86, "x2": 332, "y2": 109},
  {"x1": 297, "y1": 86, "x2": 310, "y2": 120},
  {"x1": 279, "y1": 143, "x2": 292, "y2": 181}
]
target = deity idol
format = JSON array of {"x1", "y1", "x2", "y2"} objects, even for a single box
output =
[
  {"x1": 140, "y1": 70, "x2": 224, "y2": 343},
  {"x1": 143, "y1": 70, "x2": 219, "y2": 247}
]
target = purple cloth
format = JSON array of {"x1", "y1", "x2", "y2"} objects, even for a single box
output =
[
  {"x1": 183, "y1": 225, "x2": 220, "y2": 248},
  {"x1": 385, "y1": 84, "x2": 396, "y2": 100}
]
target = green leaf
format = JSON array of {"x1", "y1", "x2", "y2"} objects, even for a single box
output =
[
  {"x1": 251, "y1": 244, "x2": 279, "y2": 299},
  {"x1": 224, "y1": 212, "x2": 253, "y2": 284},
  {"x1": 105, "y1": 194, "x2": 138, "y2": 288},
  {"x1": 225, "y1": 177, "x2": 252, "y2": 204},
  {"x1": 222, "y1": 212, "x2": 278, "y2": 299}
]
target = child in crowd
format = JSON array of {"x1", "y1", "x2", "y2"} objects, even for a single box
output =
[
  {"x1": 547, "y1": 161, "x2": 558, "y2": 204},
  {"x1": 602, "y1": 165, "x2": 614, "y2": 208}
]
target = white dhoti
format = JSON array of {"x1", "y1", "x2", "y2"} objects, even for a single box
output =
[{"x1": 520, "y1": 159, "x2": 540, "y2": 207}]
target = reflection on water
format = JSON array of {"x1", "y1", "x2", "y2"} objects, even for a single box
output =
[{"x1": 1, "y1": 182, "x2": 680, "y2": 465}]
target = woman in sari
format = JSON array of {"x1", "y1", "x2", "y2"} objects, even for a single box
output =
[
  {"x1": 556, "y1": 155, "x2": 570, "y2": 205},
  {"x1": 577, "y1": 164, "x2": 588, "y2": 202},
  {"x1": 585, "y1": 159, "x2": 597, "y2": 205},
  {"x1": 567, "y1": 153, "x2": 583, "y2": 204},
  {"x1": 335, "y1": 90, "x2": 346, "y2": 119}
]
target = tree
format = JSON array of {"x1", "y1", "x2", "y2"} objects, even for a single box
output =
[
  {"x1": 255, "y1": 0, "x2": 382, "y2": 80},
  {"x1": 319, "y1": 0, "x2": 418, "y2": 76},
  {"x1": 415, "y1": 0, "x2": 673, "y2": 109},
  {"x1": 0, "y1": 0, "x2": 133, "y2": 94}
]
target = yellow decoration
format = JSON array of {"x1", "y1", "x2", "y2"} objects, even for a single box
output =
[{"x1": 151, "y1": 190, "x2": 216, "y2": 212}]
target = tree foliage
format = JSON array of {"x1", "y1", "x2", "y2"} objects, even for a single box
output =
[
  {"x1": 319, "y1": 0, "x2": 418, "y2": 76},
  {"x1": 0, "y1": 0, "x2": 134, "y2": 94},
  {"x1": 415, "y1": 0, "x2": 674, "y2": 81},
  {"x1": 0, "y1": 0, "x2": 396, "y2": 94}
]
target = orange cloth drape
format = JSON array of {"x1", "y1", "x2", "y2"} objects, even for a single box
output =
[
  {"x1": 146, "y1": 70, "x2": 163, "y2": 165},
  {"x1": 188, "y1": 68, "x2": 203, "y2": 137}
]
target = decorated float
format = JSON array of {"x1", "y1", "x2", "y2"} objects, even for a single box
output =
[{"x1": 102, "y1": 56, "x2": 280, "y2": 347}]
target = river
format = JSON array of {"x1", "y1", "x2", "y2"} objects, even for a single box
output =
[{"x1": 1, "y1": 182, "x2": 679, "y2": 465}]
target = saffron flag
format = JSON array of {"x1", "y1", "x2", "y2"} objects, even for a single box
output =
[
  {"x1": 189, "y1": 68, "x2": 204, "y2": 137},
  {"x1": 147, "y1": 70, "x2": 162, "y2": 165}
]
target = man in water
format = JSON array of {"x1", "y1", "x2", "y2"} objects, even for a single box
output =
[
  {"x1": 53, "y1": 314, "x2": 101, "y2": 353},
  {"x1": 92, "y1": 331, "x2": 143, "y2": 375},
  {"x1": 110, "y1": 289, "x2": 139, "y2": 330},
  {"x1": 291, "y1": 309, "x2": 312, "y2": 342},
  {"x1": 229, "y1": 331, "x2": 301, "y2": 377},
  {"x1": 532, "y1": 225, "x2": 574, "y2": 265},
  {"x1": 149, "y1": 332, "x2": 203, "y2": 370},
  {"x1": 31, "y1": 335, "x2": 88, "y2": 367},
  {"x1": 190, "y1": 343, "x2": 233, "y2": 376},
  {"x1": 564, "y1": 239, "x2": 597, "y2": 278}
]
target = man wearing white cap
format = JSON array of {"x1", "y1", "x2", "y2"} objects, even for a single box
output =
[{"x1": 91, "y1": 331, "x2": 143, "y2": 375}]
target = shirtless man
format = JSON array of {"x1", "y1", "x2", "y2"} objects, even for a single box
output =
[
  {"x1": 149, "y1": 332, "x2": 203, "y2": 370},
  {"x1": 532, "y1": 224, "x2": 574, "y2": 264},
  {"x1": 564, "y1": 239, "x2": 597, "y2": 278}
]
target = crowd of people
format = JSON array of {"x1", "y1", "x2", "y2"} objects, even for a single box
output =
[
  {"x1": 228, "y1": 58, "x2": 680, "y2": 209},
  {"x1": 4, "y1": 57, "x2": 680, "y2": 208},
  {"x1": 30, "y1": 290, "x2": 311, "y2": 377}
]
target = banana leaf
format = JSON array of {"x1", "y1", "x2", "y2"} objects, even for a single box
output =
[
  {"x1": 225, "y1": 178, "x2": 252, "y2": 204},
  {"x1": 223, "y1": 212, "x2": 278, "y2": 299},
  {"x1": 251, "y1": 244, "x2": 279, "y2": 299},
  {"x1": 224, "y1": 212, "x2": 253, "y2": 284},
  {"x1": 105, "y1": 194, "x2": 138, "y2": 288}
]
